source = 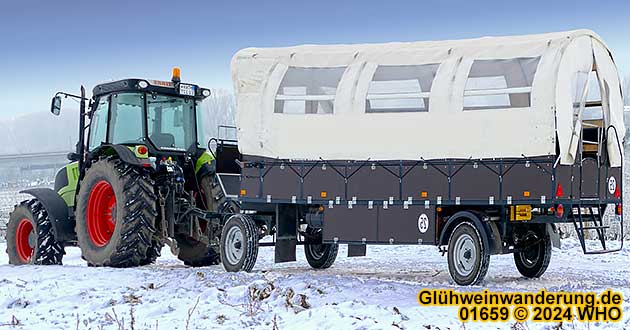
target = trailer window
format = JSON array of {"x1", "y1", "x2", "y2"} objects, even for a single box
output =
[
  {"x1": 274, "y1": 67, "x2": 346, "y2": 114},
  {"x1": 366, "y1": 64, "x2": 439, "y2": 113},
  {"x1": 463, "y1": 57, "x2": 540, "y2": 110}
]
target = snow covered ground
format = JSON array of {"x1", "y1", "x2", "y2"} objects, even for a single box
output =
[{"x1": 0, "y1": 239, "x2": 628, "y2": 329}]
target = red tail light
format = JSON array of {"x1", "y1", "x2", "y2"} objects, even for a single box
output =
[
  {"x1": 556, "y1": 204, "x2": 564, "y2": 218},
  {"x1": 614, "y1": 185, "x2": 621, "y2": 198},
  {"x1": 555, "y1": 183, "x2": 564, "y2": 198}
]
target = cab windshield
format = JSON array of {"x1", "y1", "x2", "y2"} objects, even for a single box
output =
[{"x1": 147, "y1": 94, "x2": 197, "y2": 151}]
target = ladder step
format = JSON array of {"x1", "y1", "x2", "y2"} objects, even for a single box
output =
[{"x1": 580, "y1": 225, "x2": 609, "y2": 230}]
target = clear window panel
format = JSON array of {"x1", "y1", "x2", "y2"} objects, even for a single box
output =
[
  {"x1": 109, "y1": 93, "x2": 145, "y2": 144},
  {"x1": 147, "y1": 94, "x2": 196, "y2": 150},
  {"x1": 463, "y1": 57, "x2": 540, "y2": 110},
  {"x1": 88, "y1": 97, "x2": 109, "y2": 150},
  {"x1": 366, "y1": 64, "x2": 439, "y2": 113},
  {"x1": 275, "y1": 67, "x2": 345, "y2": 114}
]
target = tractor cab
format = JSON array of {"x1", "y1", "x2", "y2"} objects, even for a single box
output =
[{"x1": 52, "y1": 68, "x2": 212, "y2": 169}]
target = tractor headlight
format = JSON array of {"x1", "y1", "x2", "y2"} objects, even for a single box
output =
[
  {"x1": 202, "y1": 89, "x2": 211, "y2": 97},
  {"x1": 138, "y1": 80, "x2": 149, "y2": 89}
]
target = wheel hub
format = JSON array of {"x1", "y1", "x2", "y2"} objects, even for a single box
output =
[
  {"x1": 86, "y1": 180, "x2": 117, "y2": 247},
  {"x1": 454, "y1": 233, "x2": 476, "y2": 276},
  {"x1": 225, "y1": 226, "x2": 244, "y2": 265},
  {"x1": 15, "y1": 218, "x2": 34, "y2": 263}
]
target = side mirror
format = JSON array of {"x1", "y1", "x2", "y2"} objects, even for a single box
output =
[
  {"x1": 51, "y1": 96, "x2": 62, "y2": 115},
  {"x1": 207, "y1": 138, "x2": 218, "y2": 157}
]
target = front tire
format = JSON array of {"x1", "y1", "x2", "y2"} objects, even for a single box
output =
[
  {"x1": 514, "y1": 232, "x2": 552, "y2": 278},
  {"x1": 75, "y1": 158, "x2": 158, "y2": 267},
  {"x1": 447, "y1": 221, "x2": 490, "y2": 286},
  {"x1": 220, "y1": 214, "x2": 259, "y2": 272},
  {"x1": 6, "y1": 199, "x2": 64, "y2": 265},
  {"x1": 304, "y1": 228, "x2": 338, "y2": 269}
]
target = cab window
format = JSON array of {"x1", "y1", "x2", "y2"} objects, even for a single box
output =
[
  {"x1": 109, "y1": 93, "x2": 145, "y2": 144},
  {"x1": 88, "y1": 96, "x2": 109, "y2": 150}
]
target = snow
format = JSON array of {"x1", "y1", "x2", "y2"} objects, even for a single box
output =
[{"x1": 0, "y1": 239, "x2": 628, "y2": 329}]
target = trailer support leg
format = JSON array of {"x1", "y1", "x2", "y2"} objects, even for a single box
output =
[{"x1": 275, "y1": 204, "x2": 297, "y2": 263}]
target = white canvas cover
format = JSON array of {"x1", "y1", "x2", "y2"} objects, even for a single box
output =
[{"x1": 231, "y1": 30, "x2": 625, "y2": 166}]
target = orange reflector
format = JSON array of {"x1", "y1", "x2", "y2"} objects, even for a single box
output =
[
  {"x1": 240, "y1": 189, "x2": 247, "y2": 196},
  {"x1": 421, "y1": 191, "x2": 428, "y2": 198},
  {"x1": 137, "y1": 145, "x2": 148, "y2": 155},
  {"x1": 523, "y1": 191, "x2": 530, "y2": 197},
  {"x1": 616, "y1": 204, "x2": 622, "y2": 215},
  {"x1": 318, "y1": 206, "x2": 325, "y2": 212},
  {"x1": 436, "y1": 207, "x2": 442, "y2": 212},
  {"x1": 320, "y1": 191, "x2": 327, "y2": 198}
]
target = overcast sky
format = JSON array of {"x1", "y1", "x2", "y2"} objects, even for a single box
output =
[{"x1": 0, "y1": 0, "x2": 628, "y2": 119}]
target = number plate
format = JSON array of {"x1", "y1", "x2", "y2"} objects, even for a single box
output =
[{"x1": 179, "y1": 84, "x2": 195, "y2": 96}]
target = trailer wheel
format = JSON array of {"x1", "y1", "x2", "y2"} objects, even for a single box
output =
[
  {"x1": 220, "y1": 214, "x2": 259, "y2": 272},
  {"x1": 75, "y1": 158, "x2": 158, "y2": 267},
  {"x1": 514, "y1": 232, "x2": 552, "y2": 278},
  {"x1": 6, "y1": 199, "x2": 64, "y2": 265},
  {"x1": 304, "y1": 228, "x2": 338, "y2": 269},
  {"x1": 447, "y1": 221, "x2": 490, "y2": 286}
]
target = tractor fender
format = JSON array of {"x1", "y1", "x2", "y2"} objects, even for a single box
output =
[
  {"x1": 102, "y1": 144, "x2": 149, "y2": 167},
  {"x1": 438, "y1": 210, "x2": 502, "y2": 255},
  {"x1": 20, "y1": 188, "x2": 76, "y2": 243}
]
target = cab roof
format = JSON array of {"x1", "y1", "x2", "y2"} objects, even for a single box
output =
[{"x1": 92, "y1": 78, "x2": 210, "y2": 100}]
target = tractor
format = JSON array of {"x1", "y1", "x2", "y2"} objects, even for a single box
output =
[{"x1": 6, "y1": 68, "x2": 236, "y2": 267}]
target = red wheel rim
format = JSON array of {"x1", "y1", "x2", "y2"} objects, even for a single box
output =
[
  {"x1": 16, "y1": 218, "x2": 34, "y2": 263},
  {"x1": 87, "y1": 180, "x2": 117, "y2": 247}
]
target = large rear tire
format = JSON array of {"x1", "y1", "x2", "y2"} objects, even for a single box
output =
[
  {"x1": 6, "y1": 199, "x2": 64, "y2": 265},
  {"x1": 75, "y1": 158, "x2": 158, "y2": 267},
  {"x1": 220, "y1": 214, "x2": 259, "y2": 272},
  {"x1": 447, "y1": 221, "x2": 490, "y2": 286},
  {"x1": 514, "y1": 231, "x2": 552, "y2": 278}
]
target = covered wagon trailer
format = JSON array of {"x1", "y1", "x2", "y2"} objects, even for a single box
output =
[{"x1": 216, "y1": 30, "x2": 625, "y2": 285}]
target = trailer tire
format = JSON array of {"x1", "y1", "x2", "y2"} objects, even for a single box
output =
[
  {"x1": 447, "y1": 221, "x2": 490, "y2": 286},
  {"x1": 220, "y1": 214, "x2": 259, "y2": 272},
  {"x1": 75, "y1": 158, "x2": 158, "y2": 267},
  {"x1": 6, "y1": 199, "x2": 64, "y2": 265},
  {"x1": 304, "y1": 229, "x2": 338, "y2": 269},
  {"x1": 514, "y1": 232, "x2": 552, "y2": 278}
]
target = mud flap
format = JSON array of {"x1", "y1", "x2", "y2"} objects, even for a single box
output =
[
  {"x1": 275, "y1": 204, "x2": 297, "y2": 263},
  {"x1": 347, "y1": 244, "x2": 367, "y2": 257},
  {"x1": 546, "y1": 223, "x2": 561, "y2": 248}
]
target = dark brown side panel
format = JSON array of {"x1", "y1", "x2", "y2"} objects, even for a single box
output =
[
  {"x1": 401, "y1": 164, "x2": 448, "y2": 203},
  {"x1": 503, "y1": 161, "x2": 553, "y2": 202},
  {"x1": 347, "y1": 164, "x2": 399, "y2": 201},
  {"x1": 302, "y1": 163, "x2": 346, "y2": 201},
  {"x1": 451, "y1": 163, "x2": 500, "y2": 202},
  {"x1": 378, "y1": 205, "x2": 436, "y2": 244},
  {"x1": 323, "y1": 206, "x2": 378, "y2": 242}
]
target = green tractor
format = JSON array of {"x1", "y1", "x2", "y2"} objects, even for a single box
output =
[{"x1": 6, "y1": 68, "x2": 235, "y2": 267}]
